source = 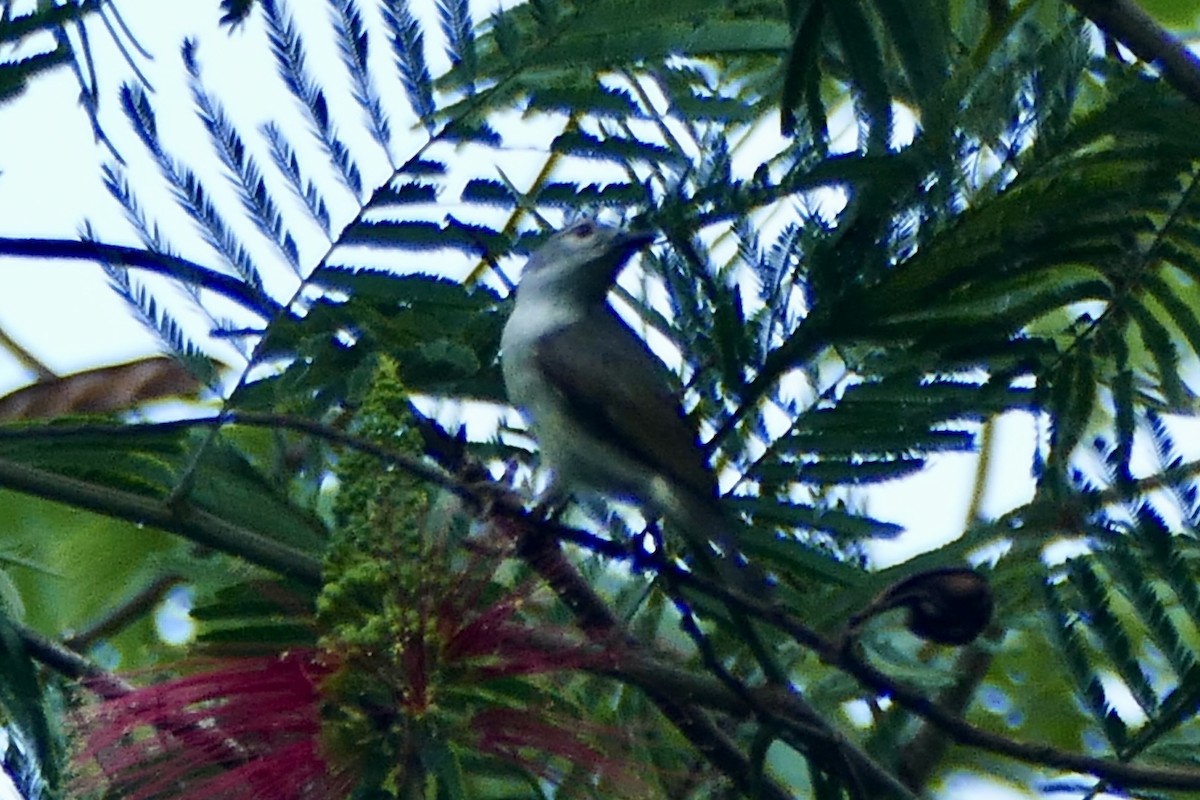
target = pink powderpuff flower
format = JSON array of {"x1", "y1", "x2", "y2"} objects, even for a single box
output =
[
  {"x1": 74, "y1": 569, "x2": 650, "y2": 797},
  {"x1": 73, "y1": 649, "x2": 354, "y2": 800}
]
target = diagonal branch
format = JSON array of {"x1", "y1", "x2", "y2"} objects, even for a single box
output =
[
  {"x1": 0, "y1": 237, "x2": 282, "y2": 317},
  {"x1": 510, "y1": 519, "x2": 797, "y2": 800},
  {"x1": 63, "y1": 573, "x2": 184, "y2": 651},
  {"x1": 0, "y1": 457, "x2": 321, "y2": 585},
  {"x1": 15, "y1": 411, "x2": 1200, "y2": 790},
  {"x1": 641, "y1": 556, "x2": 1200, "y2": 793},
  {"x1": 510, "y1": 518, "x2": 912, "y2": 799},
  {"x1": 1068, "y1": 0, "x2": 1200, "y2": 107},
  {"x1": 18, "y1": 624, "x2": 132, "y2": 700}
]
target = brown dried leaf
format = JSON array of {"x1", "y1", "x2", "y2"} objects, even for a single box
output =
[{"x1": 0, "y1": 357, "x2": 208, "y2": 422}]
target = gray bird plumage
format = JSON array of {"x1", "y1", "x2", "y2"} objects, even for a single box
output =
[{"x1": 500, "y1": 219, "x2": 765, "y2": 593}]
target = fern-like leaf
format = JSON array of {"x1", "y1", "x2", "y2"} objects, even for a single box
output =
[
  {"x1": 1068, "y1": 559, "x2": 1158, "y2": 717},
  {"x1": 1045, "y1": 578, "x2": 1128, "y2": 751},
  {"x1": 437, "y1": 0, "x2": 476, "y2": 94},
  {"x1": 327, "y1": 0, "x2": 392, "y2": 152},
  {"x1": 261, "y1": 0, "x2": 363, "y2": 196},
  {"x1": 380, "y1": 0, "x2": 436, "y2": 129},
  {"x1": 95, "y1": 248, "x2": 215, "y2": 384},
  {"x1": 261, "y1": 121, "x2": 332, "y2": 234},
  {"x1": 183, "y1": 40, "x2": 301, "y2": 273}
]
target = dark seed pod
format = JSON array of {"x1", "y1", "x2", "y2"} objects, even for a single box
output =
[
  {"x1": 894, "y1": 568, "x2": 994, "y2": 645},
  {"x1": 851, "y1": 568, "x2": 994, "y2": 646}
]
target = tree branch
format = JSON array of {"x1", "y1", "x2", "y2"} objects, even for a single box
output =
[
  {"x1": 13, "y1": 412, "x2": 1200, "y2": 789},
  {"x1": 896, "y1": 640, "x2": 997, "y2": 792},
  {"x1": 0, "y1": 457, "x2": 321, "y2": 585},
  {"x1": 639, "y1": 558, "x2": 1200, "y2": 793},
  {"x1": 508, "y1": 517, "x2": 915, "y2": 799},
  {"x1": 607, "y1": 625, "x2": 916, "y2": 799},
  {"x1": 17, "y1": 624, "x2": 132, "y2": 700},
  {"x1": 1068, "y1": 0, "x2": 1200, "y2": 107},
  {"x1": 0, "y1": 237, "x2": 283, "y2": 317},
  {"x1": 18, "y1": 623, "x2": 255, "y2": 770},
  {"x1": 508, "y1": 519, "x2": 798, "y2": 800}
]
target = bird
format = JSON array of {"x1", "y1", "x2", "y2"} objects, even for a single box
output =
[{"x1": 500, "y1": 218, "x2": 767, "y2": 594}]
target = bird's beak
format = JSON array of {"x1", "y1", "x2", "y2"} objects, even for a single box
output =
[{"x1": 615, "y1": 229, "x2": 657, "y2": 253}]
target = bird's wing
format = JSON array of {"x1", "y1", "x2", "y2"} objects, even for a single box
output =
[{"x1": 533, "y1": 308, "x2": 716, "y2": 498}]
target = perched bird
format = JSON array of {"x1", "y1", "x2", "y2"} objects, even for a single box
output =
[{"x1": 500, "y1": 218, "x2": 765, "y2": 593}]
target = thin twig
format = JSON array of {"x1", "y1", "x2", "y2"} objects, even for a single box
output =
[
  {"x1": 63, "y1": 573, "x2": 184, "y2": 651},
  {"x1": 508, "y1": 516, "x2": 918, "y2": 798},
  {"x1": 0, "y1": 327, "x2": 55, "y2": 381},
  {"x1": 896, "y1": 640, "x2": 998, "y2": 792}
]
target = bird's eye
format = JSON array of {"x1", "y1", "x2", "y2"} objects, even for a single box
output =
[{"x1": 570, "y1": 221, "x2": 596, "y2": 239}]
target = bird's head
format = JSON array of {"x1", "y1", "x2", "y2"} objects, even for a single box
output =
[{"x1": 516, "y1": 219, "x2": 655, "y2": 305}]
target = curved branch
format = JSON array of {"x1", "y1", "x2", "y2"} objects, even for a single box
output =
[
  {"x1": 14, "y1": 413, "x2": 1200, "y2": 789},
  {"x1": 508, "y1": 517, "x2": 917, "y2": 798},
  {"x1": 0, "y1": 457, "x2": 321, "y2": 585},
  {"x1": 0, "y1": 237, "x2": 283, "y2": 317},
  {"x1": 509, "y1": 519, "x2": 799, "y2": 800},
  {"x1": 1068, "y1": 0, "x2": 1200, "y2": 108},
  {"x1": 63, "y1": 573, "x2": 185, "y2": 651},
  {"x1": 637, "y1": 557, "x2": 1200, "y2": 793}
]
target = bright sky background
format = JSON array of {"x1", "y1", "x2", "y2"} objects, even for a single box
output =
[{"x1": 6, "y1": 2, "x2": 1195, "y2": 798}]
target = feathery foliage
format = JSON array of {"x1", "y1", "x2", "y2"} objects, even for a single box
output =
[{"x1": 9, "y1": 0, "x2": 1200, "y2": 798}]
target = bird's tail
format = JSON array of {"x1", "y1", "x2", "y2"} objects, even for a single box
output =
[{"x1": 669, "y1": 495, "x2": 774, "y2": 600}]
